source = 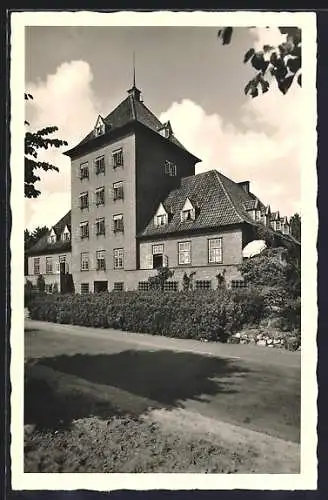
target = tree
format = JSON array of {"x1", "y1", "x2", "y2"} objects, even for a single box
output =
[
  {"x1": 25, "y1": 93, "x2": 68, "y2": 198},
  {"x1": 218, "y1": 27, "x2": 301, "y2": 97},
  {"x1": 289, "y1": 213, "x2": 301, "y2": 242},
  {"x1": 24, "y1": 226, "x2": 49, "y2": 250}
]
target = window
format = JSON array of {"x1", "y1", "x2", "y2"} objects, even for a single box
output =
[
  {"x1": 112, "y1": 148, "x2": 124, "y2": 168},
  {"x1": 81, "y1": 283, "x2": 90, "y2": 294},
  {"x1": 113, "y1": 214, "x2": 124, "y2": 233},
  {"x1": 80, "y1": 192, "x2": 89, "y2": 210},
  {"x1": 164, "y1": 160, "x2": 176, "y2": 176},
  {"x1": 255, "y1": 210, "x2": 261, "y2": 221},
  {"x1": 94, "y1": 122, "x2": 105, "y2": 137},
  {"x1": 155, "y1": 214, "x2": 167, "y2": 226},
  {"x1": 96, "y1": 217, "x2": 105, "y2": 236},
  {"x1": 178, "y1": 241, "x2": 191, "y2": 265},
  {"x1": 48, "y1": 234, "x2": 56, "y2": 244},
  {"x1": 181, "y1": 209, "x2": 194, "y2": 222},
  {"x1": 80, "y1": 252, "x2": 89, "y2": 271},
  {"x1": 276, "y1": 221, "x2": 281, "y2": 231},
  {"x1": 33, "y1": 257, "x2": 40, "y2": 275},
  {"x1": 113, "y1": 248, "x2": 124, "y2": 269},
  {"x1": 138, "y1": 281, "x2": 150, "y2": 291},
  {"x1": 46, "y1": 257, "x2": 53, "y2": 274},
  {"x1": 163, "y1": 281, "x2": 178, "y2": 291},
  {"x1": 59, "y1": 255, "x2": 66, "y2": 263},
  {"x1": 95, "y1": 187, "x2": 105, "y2": 206},
  {"x1": 95, "y1": 156, "x2": 105, "y2": 175},
  {"x1": 152, "y1": 244, "x2": 164, "y2": 255},
  {"x1": 96, "y1": 250, "x2": 106, "y2": 270},
  {"x1": 80, "y1": 162, "x2": 89, "y2": 180},
  {"x1": 195, "y1": 280, "x2": 212, "y2": 290},
  {"x1": 62, "y1": 231, "x2": 70, "y2": 241},
  {"x1": 208, "y1": 238, "x2": 222, "y2": 264},
  {"x1": 113, "y1": 181, "x2": 124, "y2": 201},
  {"x1": 113, "y1": 282, "x2": 124, "y2": 291},
  {"x1": 80, "y1": 221, "x2": 89, "y2": 239},
  {"x1": 231, "y1": 280, "x2": 247, "y2": 289},
  {"x1": 59, "y1": 254, "x2": 67, "y2": 274}
]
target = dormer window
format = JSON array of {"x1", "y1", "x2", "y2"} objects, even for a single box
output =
[
  {"x1": 94, "y1": 116, "x2": 105, "y2": 137},
  {"x1": 154, "y1": 203, "x2": 168, "y2": 227},
  {"x1": 62, "y1": 225, "x2": 71, "y2": 241},
  {"x1": 181, "y1": 198, "x2": 196, "y2": 223},
  {"x1": 159, "y1": 121, "x2": 173, "y2": 139},
  {"x1": 48, "y1": 228, "x2": 56, "y2": 244}
]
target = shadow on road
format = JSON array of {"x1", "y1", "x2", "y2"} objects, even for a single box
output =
[{"x1": 25, "y1": 349, "x2": 249, "y2": 431}]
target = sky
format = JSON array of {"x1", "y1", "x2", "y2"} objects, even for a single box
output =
[{"x1": 24, "y1": 25, "x2": 303, "y2": 230}]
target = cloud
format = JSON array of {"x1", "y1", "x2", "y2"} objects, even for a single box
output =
[
  {"x1": 25, "y1": 60, "x2": 99, "y2": 229},
  {"x1": 159, "y1": 28, "x2": 302, "y2": 217}
]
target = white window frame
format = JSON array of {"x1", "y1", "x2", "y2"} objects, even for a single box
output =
[
  {"x1": 80, "y1": 162, "x2": 89, "y2": 180},
  {"x1": 113, "y1": 181, "x2": 124, "y2": 201},
  {"x1": 95, "y1": 186, "x2": 105, "y2": 206},
  {"x1": 113, "y1": 248, "x2": 124, "y2": 269},
  {"x1": 46, "y1": 256, "x2": 53, "y2": 274},
  {"x1": 208, "y1": 238, "x2": 223, "y2": 264},
  {"x1": 80, "y1": 221, "x2": 89, "y2": 239},
  {"x1": 80, "y1": 252, "x2": 89, "y2": 271},
  {"x1": 178, "y1": 241, "x2": 191, "y2": 265},
  {"x1": 95, "y1": 155, "x2": 105, "y2": 175},
  {"x1": 95, "y1": 217, "x2": 105, "y2": 236},
  {"x1": 81, "y1": 283, "x2": 90, "y2": 294},
  {"x1": 113, "y1": 214, "x2": 124, "y2": 233},
  {"x1": 152, "y1": 244, "x2": 164, "y2": 255},
  {"x1": 96, "y1": 250, "x2": 106, "y2": 270},
  {"x1": 33, "y1": 257, "x2": 40, "y2": 275},
  {"x1": 79, "y1": 192, "x2": 89, "y2": 210},
  {"x1": 112, "y1": 148, "x2": 124, "y2": 168},
  {"x1": 164, "y1": 160, "x2": 176, "y2": 176},
  {"x1": 156, "y1": 214, "x2": 167, "y2": 226}
]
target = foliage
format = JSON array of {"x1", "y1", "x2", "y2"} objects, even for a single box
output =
[
  {"x1": 218, "y1": 27, "x2": 301, "y2": 97},
  {"x1": 182, "y1": 271, "x2": 196, "y2": 291},
  {"x1": 148, "y1": 266, "x2": 174, "y2": 291},
  {"x1": 25, "y1": 226, "x2": 49, "y2": 250},
  {"x1": 25, "y1": 93, "x2": 68, "y2": 198},
  {"x1": 27, "y1": 288, "x2": 267, "y2": 343},
  {"x1": 289, "y1": 213, "x2": 301, "y2": 242},
  {"x1": 239, "y1": 247, "x2": 300, "y2": 297},
  {"x1": 36, "y1": 275, "x2": 46, "y2": 292}
]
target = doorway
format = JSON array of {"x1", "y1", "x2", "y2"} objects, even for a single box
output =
[{"x1": 94, "y1": 281, "x2": 108, "y2": 293}]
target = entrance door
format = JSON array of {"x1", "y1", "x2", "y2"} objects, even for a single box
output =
[
  {"x1": 153, "y1": 254, "x2": 163, "y2": 269},
  {"x1": 60, "y1": 262, "x2": 66, "y2": 274},
  {"x1": 94, "y1": 281, "x2": 108, "y2": 293}
]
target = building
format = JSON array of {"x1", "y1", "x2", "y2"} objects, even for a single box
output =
[{"x1": 25, "y1": 80, "x2": 298, "y2": 293}]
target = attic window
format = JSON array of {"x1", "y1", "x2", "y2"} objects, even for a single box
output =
[
  {"x1": 94, "y1": 117, "x2": 105, "y2": 137},
  {"x1": 180, "y1": 198, "x2": 196, "y2": 222},
  {"x1": 48, "y1": 229, "x2": 56, "y2": 244},
  {"x1": 160, "y1": 128, "x2": 170, "y2": 139},
  {"x1": 62, "y1": 227, "x2": 71, "y2": 241},
  {"x1": 155, "y1": 214, "x2": 167, "y2": 226}
]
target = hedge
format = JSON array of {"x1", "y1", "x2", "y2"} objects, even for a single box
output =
[{"x1": 27, "y1": 288, "x2": 270, "y2": 342}]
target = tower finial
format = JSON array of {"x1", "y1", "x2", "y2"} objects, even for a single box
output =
[{"x1": 133, "y1": 52, "x2": 136, "y2": 87}]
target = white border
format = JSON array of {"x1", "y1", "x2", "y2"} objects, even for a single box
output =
[{"x1": 10, "y1": 10, "x2": 318, "y2": 491}]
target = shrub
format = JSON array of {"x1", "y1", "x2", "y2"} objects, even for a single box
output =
[
  {"x1": 36, "y1": 274, "x2": 45, "y2": 292},
  {"x1": 27, "y1": 287, "x2": 267, "y2": 343}
]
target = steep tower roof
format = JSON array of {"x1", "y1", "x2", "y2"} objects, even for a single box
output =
[{"x1": 64, "y1": 85, "x2": 200, "y2": 162}]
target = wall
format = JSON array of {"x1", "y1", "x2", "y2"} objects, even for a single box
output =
[
  {"x1": 71, "y1": 132, "x2": 137, "y2": 292},
  {"x1": 135, "y1": 126, "x2": 198, "y2": 233},
  {"x1": 26, "y1": 251, "x2": 72, "y2": 291}
]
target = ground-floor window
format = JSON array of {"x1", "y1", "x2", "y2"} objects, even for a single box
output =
[
  {"x1": 195, "y1": 280, "x2": 212, "y2": 290},
  {"x1": 33, "y1": 257, "x2": 40, "y2": 275},
  {"x1": 231, "y1": 280, "x2": 247, "y2": 289},
  {"x1": 113, "y1": 282, "x2": 124, "y2": 291},
  {"x1": 152, "y1": 244, "x2": 164, "y2": 269},
  {"x1": 138, "y1": 281, "x2": 150, "y2": 291},
  {"x1": 163, "y1": 281, "x2": 178, "y2": 291},
  {"x1": 178, "y1": 241, "x2": 191, "y2": 265},
  {"x1": 208, "y1": 238, "x2": 223, "y2": 264},
  {"x1": 46, "y1": 256, "x2": 53, "y2": 274},
  {"x1": 94, "y1": 281, "x2": 108, "y2": 293},
  {"x1": 81, "y1": 283, "x2": 90, "y2": 294}
]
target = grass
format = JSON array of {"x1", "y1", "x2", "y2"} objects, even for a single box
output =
[{"x1": 24, "y1": 325, "x2": 301, "y2": 473}]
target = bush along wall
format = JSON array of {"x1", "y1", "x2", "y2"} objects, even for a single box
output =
[{"x1": 27, "y1": 288, "x2": 269, "y2": 343}]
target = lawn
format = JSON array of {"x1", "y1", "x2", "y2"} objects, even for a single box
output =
[{"x1": 24, "y1": 324, "x2": 301, "y2": 473}]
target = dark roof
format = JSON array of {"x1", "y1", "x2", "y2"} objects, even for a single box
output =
[
  {"x1": 65, "y1": 90, "x2": 199, "y2": 161},
  {"x1": 139, "y1": 170, "x2": 261, "y2": 237},
  {"x1": 27, "y1": 211, "x2": 71, "y2": 255}
]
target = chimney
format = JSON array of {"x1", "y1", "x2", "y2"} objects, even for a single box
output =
[{"x1": 238, "y1": 181, "x2": 250, "y2": 193}]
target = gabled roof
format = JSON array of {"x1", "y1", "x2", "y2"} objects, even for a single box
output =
[
  {"x1": 64, "y1": 91, "x2": 200, "y2": 162},
  {"x1": 26, "y1": 211, "x2": 71, "y2": 256},
  {"x1": 139, "y1": 170, "x2": 260, "y2": 237}
]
